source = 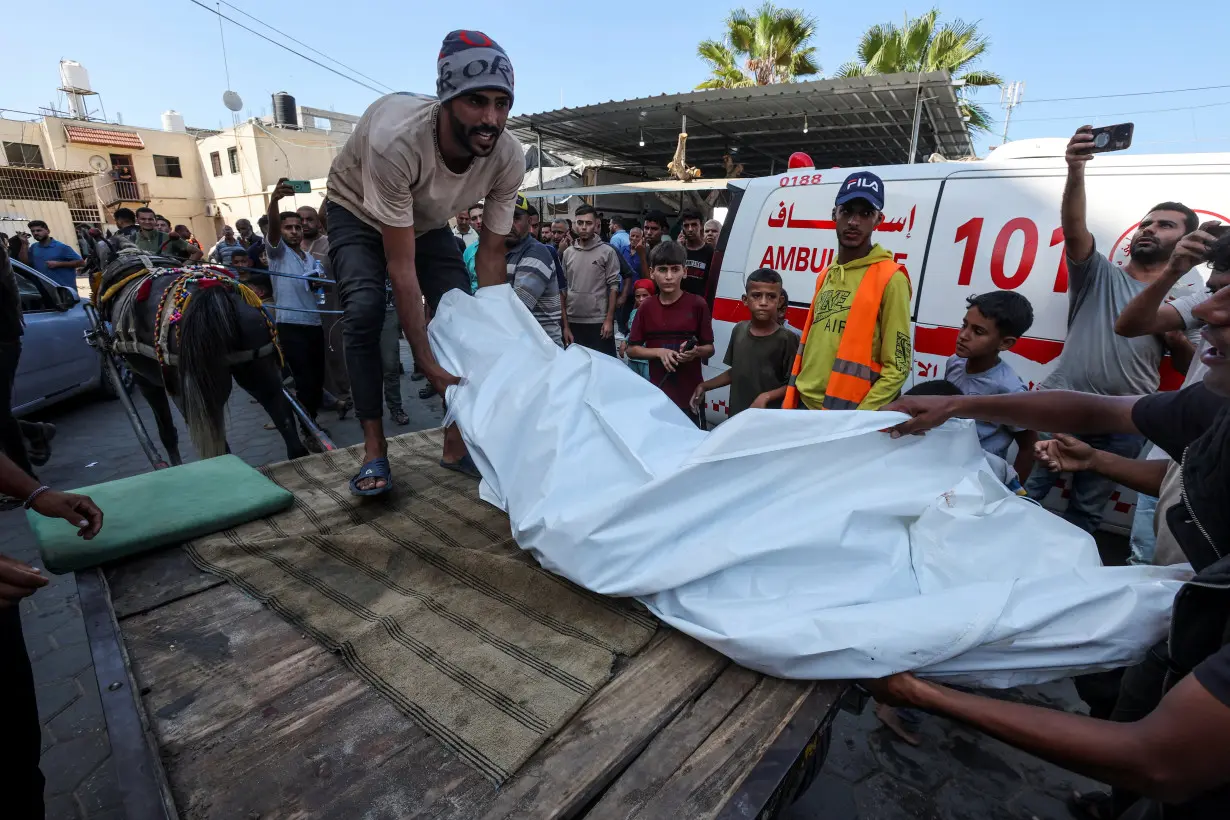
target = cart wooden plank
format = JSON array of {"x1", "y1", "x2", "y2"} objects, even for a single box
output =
[{"x1": 103, "y1": 543, "x2": 843, "y2": 820}]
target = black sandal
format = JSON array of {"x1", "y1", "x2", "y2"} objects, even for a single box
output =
[{"x1": 391, "y1": 408, "x2": 410, "y2": 426}]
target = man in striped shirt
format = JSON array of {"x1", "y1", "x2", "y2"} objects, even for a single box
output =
[{"x1": 505, "y1": 194, "x2": 562, "y2": 345}]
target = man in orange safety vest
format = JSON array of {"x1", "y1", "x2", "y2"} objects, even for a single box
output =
[{"x1": 783, "y1": 171, "x2": 912, "y2": 410}]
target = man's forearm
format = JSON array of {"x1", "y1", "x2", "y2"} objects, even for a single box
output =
[
  {"x1": 949, "y1": 391, "x2": 1140, "y2": 437},
  {"x1": 0, "y1": 452, "x2": 41, "y2": 499},
  {"x1": 475, "y1": 227, "x2": 505, "y2": 289},
  {"x1": 1087, "y1": 450, "x2": 1168, "y2": 497},
  {"x1": 1116, "y1": 271, "x2": 1186, "y2": 337},
  {"x1": 390, "y1": 262, "x2": 439, "y2": 375},
  {"x1": 912, "y1": 681, "x2": 1159, "y2": 797},
  {"x1": 604, "y1": 288, "x2": 617, "y2": 323},
  {"x1": 1061, "y1": 166, "x2": 1093, "y2": 261}
]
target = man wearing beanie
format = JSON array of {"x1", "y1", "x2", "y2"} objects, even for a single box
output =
[{"x1": 326, "y1": 30, "x2": 522, "y2": 495}]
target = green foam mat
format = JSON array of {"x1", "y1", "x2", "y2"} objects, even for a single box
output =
[{"x1": 27, "y1": 455, "x2": 295, "y2": 574}]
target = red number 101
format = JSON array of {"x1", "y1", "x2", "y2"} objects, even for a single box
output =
[{"x1": 955, "y1": 216, "x2": 1068, "y2": 292}]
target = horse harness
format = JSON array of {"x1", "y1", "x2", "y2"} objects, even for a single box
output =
[{"x1": 94, "y1": 252, "x2": 281, "y2": 369}]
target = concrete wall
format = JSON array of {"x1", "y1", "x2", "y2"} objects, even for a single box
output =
[
  {"x1": 0, "y1": 200, "x2": 78, "y2": 252},
  {"x1": 195, "y1": 123, "x2": 343, "y2": 239}
]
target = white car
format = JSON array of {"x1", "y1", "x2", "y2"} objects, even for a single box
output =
[{"x1": 11, "y1": 259, "x2": 116, "y2": 414}]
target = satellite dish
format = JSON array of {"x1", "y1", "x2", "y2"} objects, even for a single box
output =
[
  {"x1": 223, "y1": 90, "x2": 244, "y2": 112},
  {"x1": 88, "y1": 154, "x2": 109, "y2": 172}
]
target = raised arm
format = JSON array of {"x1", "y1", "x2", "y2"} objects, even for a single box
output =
[
  {"x1": 266, "y1": 178, "x2": 293, "y2": 247},
  {"x1": 1116, "y1": 230, "x2": 1216, "y2": 337},
  {"x1": 1061, "y1": 126, "x2": 1097, "y2": 265}
]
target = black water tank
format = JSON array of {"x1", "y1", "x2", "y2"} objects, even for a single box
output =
[{"x1": 272, "y1": 92, "x2": 298, "y2": 128}]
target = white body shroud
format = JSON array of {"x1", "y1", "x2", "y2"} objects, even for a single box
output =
[{"x1": 429, "y1": 286, "x2": 1189, "y2": 687}]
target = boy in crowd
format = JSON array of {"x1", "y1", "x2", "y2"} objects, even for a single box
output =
[
  {"x1": 626, "y1": 243, "x2": 714, "y2": 422},
  {"x1": 619, "y1": 278, "x2": 656, "y2": 379},
  {"x1": 679, "y1": 209, "x2": 714, "y2": 298},
  {"x1": 944, "y1": 291, "x2": 1038, "y2": 479},
  {"x1": 691, "y1": 268, "x2": 798, "y2": 417}
]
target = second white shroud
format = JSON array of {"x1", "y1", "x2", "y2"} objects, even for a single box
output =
[{"x1": 429, "y1": 286, "x2": 1188, "y2": 687}]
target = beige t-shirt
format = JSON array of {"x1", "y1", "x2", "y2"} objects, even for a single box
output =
[{"x1": 327, "y1": 94, "x2": 522, "y2": 237}]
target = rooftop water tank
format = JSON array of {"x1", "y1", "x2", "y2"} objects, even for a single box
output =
[
  {"x1": 272, "y1": 92, "x2": 298, "y2": 128},
  {"x1": 161, "y1": 110, "x2": 186, "y2": 133},
  {"x1": 59, "y1": 60, "x2": 91, "y2": 92}
]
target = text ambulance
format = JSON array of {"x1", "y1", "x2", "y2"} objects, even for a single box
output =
[{"x1": 703, "y1": 140, "x2": 1230, "y2": 530}]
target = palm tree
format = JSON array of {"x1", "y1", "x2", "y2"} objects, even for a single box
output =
[
  {"x1": 696, "y1": 4, "x2": 821, "y2": 90},
  {"x1": 836, "y1": 8, "x2": 1002, "y2": 132}
]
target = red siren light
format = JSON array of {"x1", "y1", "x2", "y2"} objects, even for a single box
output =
[{"x1": 787, "y1": 152, "x2": 814, "y2": 170}]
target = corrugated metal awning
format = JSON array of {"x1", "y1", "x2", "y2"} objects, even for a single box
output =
[
  {"x1": 507, "y1": 72, "x2": 974, "y2": 179},
  {"x1": 64, "y1": 125, "x2": 146, "y2": 149}
]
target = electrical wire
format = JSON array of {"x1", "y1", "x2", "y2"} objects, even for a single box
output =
[
  {"x1": 217, "y1": 0, "x2": 395, "y2": 94},
  {"x1": 216, "y1": 1, "x2": 232, "y2": 90},
  {"x1": 1019, "y1": 83, "x2": 1230, "y2": 105},
  {"x1": 1012, "y1": 98, "x2": 1230, "y2": 123},
  {"x1": 185, "y1": 0, "x2": 389, "y2": 95}
]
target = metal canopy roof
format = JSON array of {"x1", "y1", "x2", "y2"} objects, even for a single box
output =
[{"x1": 508, "y1": 72, "x2": 974, "y2": 179}]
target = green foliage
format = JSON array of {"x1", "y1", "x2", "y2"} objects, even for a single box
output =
[
  {"x1": 835, "y1": 8, "x2": 1002, "y2": 132},
  {"x1": 697, "y1": 3, "x2": 821, "y2": 90}
]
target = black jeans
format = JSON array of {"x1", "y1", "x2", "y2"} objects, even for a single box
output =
[
  {"x1": 276, "y1": 324, "x2": 325, "y2": 419},
  {"x1": 0, "y1": 340, "x2": 33, "y2": 477},
  {"x1": 326, "y1": 201, "x2": 470, "y2": 422},
  {"x1": 1, "y1": 605, "x2": 45, "y2": 819},
  {"x1": 570, "y1": 321, "x2": 618, "y2": 358}
]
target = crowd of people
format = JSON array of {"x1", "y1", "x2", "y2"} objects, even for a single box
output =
[{"x1": 2, "y1": 27, "x2": 1230, "y2": 820}]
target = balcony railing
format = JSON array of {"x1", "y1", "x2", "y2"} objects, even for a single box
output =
[{"x1": 98, "y1": 179, "x2": 149, "y2": 206}]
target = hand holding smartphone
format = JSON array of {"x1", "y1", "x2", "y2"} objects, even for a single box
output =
[{"x1": 1087, "y1": 123, "x2": 1134, "y2": 153}]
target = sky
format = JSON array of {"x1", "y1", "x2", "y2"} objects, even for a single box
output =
[{"x1": 5, "y1": 0, "x2": 1230, "y2": 159}]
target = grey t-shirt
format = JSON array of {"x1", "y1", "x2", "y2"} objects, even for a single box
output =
[
  {"x1": 722, "y1": 321, "x2": 799, "y2": 416},
  {"x1": 1040, "y1": 249, "x2": 1205, "y2": 395},
  {"x1": 945, "y1": 356, "x2": 1027, "y2": 460}
]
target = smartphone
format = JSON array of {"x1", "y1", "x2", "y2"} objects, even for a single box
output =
[
  {"x1": 1200, "y1": 221, "x2": 1230, "y2": 239},
  {"x1": 1088, "y1": 123, "x2": 1134, "y2": 153},
  {"x1": 286, "y1": 179, "x2": 312, "y2": 194}
]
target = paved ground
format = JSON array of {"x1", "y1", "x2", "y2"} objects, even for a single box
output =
[{"x1": 5, "y1": 343, "x2": 1108, "y2": 819}]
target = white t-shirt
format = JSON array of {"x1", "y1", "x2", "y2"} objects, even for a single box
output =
[{"x1": 327, "y1": 94, "x2": 522, "y2": 237}]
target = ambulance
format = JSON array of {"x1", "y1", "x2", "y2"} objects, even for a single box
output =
[{"x1": 704, "y1": 139, "x2": 1230, "y2": 531}]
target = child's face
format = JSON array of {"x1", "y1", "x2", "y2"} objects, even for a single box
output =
[
  {"x1": 956, "y1": 306, "x2": 1012, "y2": 359},
  {"x1": 743, "y1": 281, "x2": 781, "y2": 323},
  {"x1": 634, "y1": 287, "x2": 651, "y2": 307},
  {"x1": 653, "y1": 264, "x2": 685, "y2": 294}
]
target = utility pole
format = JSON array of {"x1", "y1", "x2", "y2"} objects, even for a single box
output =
[{"x1": 1000, "y1": 81, "x2": 1024, "y2": 145}]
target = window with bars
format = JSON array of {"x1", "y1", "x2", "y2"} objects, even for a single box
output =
[
  {"x1": 153, "y1": 155, "x2": 182, "y2": 178},
  {"x1": 228, "y1": 147, "x2": 239, "y2": 174},
  {"x1": 210, "y1": 151, "x2": 222, "y2": 177},
  {"x1": 3, "y1": 142, "x2": 45, "y2": 168}
]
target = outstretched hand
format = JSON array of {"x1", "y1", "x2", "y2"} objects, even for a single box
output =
[
  {"x1": 879, "y1": 395, "x2": 957, "y2": 438},
  {"x1": 1035, "y1": 434, "x2": 1095, "y2": 473}
]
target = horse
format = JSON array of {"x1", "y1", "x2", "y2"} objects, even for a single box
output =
[{"x1": 89, "y1": 245, "x2": 308, "y2": 465}]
